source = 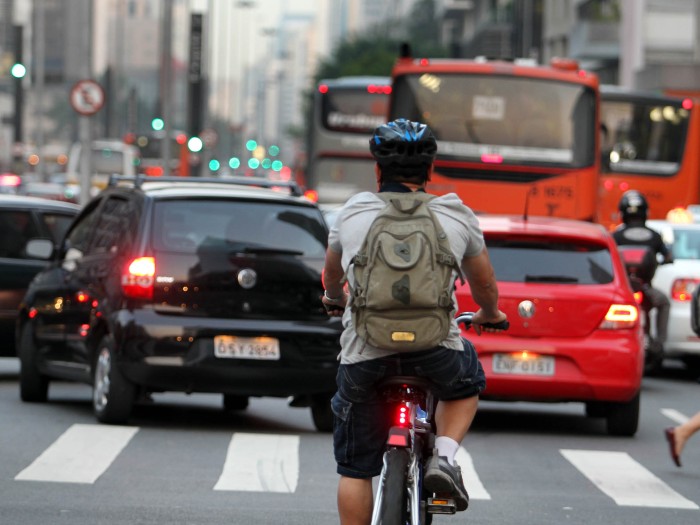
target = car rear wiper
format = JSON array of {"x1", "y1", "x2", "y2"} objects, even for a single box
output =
[{"x1": 524, "y1": 274, "x2": 579, "y2": 283}]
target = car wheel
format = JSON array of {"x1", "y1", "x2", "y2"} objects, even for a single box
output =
[
  {"x1": 92, "y1": 335, "x2": 136, "y2": 424},
  {"x1": 606, "y1": 392, "x2": 640, "y2": 437},
  {"x1": 681, "y1": 356, "x2": 700, "y2": 375},
  {"x1": 223, "y1": 394, "x2": 249, "y2": 412},
  {"x1": 18, "y1": 323, "x2": 49, "y2": 402},
  {"x1": 310, "y1": 393, "x2": 334, "y2": 432},
  {"x1": 585, "y1": 401, "x2": 607, "y2": 418}
]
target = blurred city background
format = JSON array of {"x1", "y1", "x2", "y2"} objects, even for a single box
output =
[{"x1": 0, "y1": 0, "x2": 699, "y2": 196}]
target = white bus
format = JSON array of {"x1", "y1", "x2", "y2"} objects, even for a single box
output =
[{"x1": 305, "y1": 76, "x2": 391, "y2": 204}]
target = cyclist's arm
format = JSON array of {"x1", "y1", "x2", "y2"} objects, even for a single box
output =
[
  {"x1": 461, "y1": 247, "x2": 507, "y2": 333},
  {"x1": 322, "y1": 247, "x2": 347, "y2": 312}
]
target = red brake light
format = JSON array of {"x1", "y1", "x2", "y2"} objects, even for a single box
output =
[
  {"x1": 143, "y1": 165, "x2": 164, "y2": 177},
  {"x1": 318, "y1": 84, "x2": 329, "y2": 94},
  {"x1": 671, "y1": 278, "x2": 700, "y2": 301},
  {"x1": 599, "y1": 304, "x2": 639, "y2": 329},
  {"x1": 682, "y1": 98, "x2": 693, "y2": 110},
  {"x1": 122, "y1": 257, "x2": 155, "y2": 300}
]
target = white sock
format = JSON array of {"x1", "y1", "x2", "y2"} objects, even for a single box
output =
[{"x1": 435, "y1": 436, "x2": 460, "y2": 465}]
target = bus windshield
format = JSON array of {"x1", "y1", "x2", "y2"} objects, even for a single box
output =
[
  {"x1": 391, "y1": 73, "x2": 596, "y2": 168},
  {"x1": 600, "y1": 97, "x2": 690, "y2": 176},
  {"x1": 321, "y1": 86, "x2": 388, "y2": 134}
]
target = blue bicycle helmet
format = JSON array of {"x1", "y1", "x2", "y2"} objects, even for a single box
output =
[{"x1": 369, "y1": 119, "x2": 437, "y2": 167}]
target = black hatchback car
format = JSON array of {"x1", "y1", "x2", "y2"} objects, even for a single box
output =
[
  {"x1": 18, "y1": 176, "x2": 342, "y2": 430},
  {"x1": 0, "y1": 194, "x2": 80, "y2": 356}
]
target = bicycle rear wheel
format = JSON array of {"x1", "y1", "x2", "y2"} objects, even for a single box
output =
[{"x1": 378, "y1": 448, "x2": 410, "y2": 525}]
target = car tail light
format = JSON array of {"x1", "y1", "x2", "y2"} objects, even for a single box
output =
[
  {"x1": 121, "y1": 256, "x2": 155, "y2": 300},
  {"x1": 599, "y1": 304, "x2": 639, "y2": 329},
  {"x1": 633, "y1": 291, "x2": 643, "y2": 305},
  {"x1": 671, "y1": 278, "x2": 700, "y2": 301}
]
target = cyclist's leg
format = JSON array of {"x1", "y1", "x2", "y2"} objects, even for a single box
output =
[
  {"x1": 338, "y1": 476, "x2": 373, "y2": 525},
  {"x1": 435, "y1": 395, "x2": 478, "y2": 455},
  {"x1": 333, "y1": 360, "x2": 392, "y2": 525}
]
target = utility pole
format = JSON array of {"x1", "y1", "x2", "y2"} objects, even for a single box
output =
[
  {"x1": 160, "y1": 0, "x2": 173, "y2": 177},
  {"x1": 12, "y1": 24, "x2": 23, "y2": 151}
]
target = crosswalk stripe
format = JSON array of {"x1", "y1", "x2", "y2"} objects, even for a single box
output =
[
  {"x1": 15, "y1": 423, "x2": 138, "y2": 484},
  {"x1": 661, "y1": 408, "x2": 690, "y2": 425},
  {"x1": 561, "y1": 449, "x2": 698, "y2": 509},
  {"x1": 214, "y1": 432, "x2": 299, "y2": 493},
  {"x1": 456, "y1": 447, "x2": 491, "y2": 500}
]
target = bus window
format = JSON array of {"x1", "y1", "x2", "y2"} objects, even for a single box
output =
[
  {"x1": 389, "y1": 53, "x2": 600, "y2": 221},
  {"x1": 598, "y1": 86, "x2": 697, "y2": 230},
  {"x1": 306, "y1": 76, "x2": 391, "y2": 204}
]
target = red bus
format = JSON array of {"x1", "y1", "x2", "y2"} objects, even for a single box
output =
[
  {"x1": 389, "y1": 49, "x2": 600, "y2": 220},
  {"x1": 305, "y1": 76, "x2": 391, "y2": 204},
  {"x1": 598, "y1": 85, "x2": 698, "y2": 230}
]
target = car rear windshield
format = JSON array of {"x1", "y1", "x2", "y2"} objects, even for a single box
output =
[
  {"x1": 486, "y1": 238, "x2": 614, "y2": 284},
  {"x1": 152, "y1": 199, "x2": 328, "y2": 257}
]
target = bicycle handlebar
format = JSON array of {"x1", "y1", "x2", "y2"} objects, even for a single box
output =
[{"x1": 456, "y1": 311, "x2": 510, "y2": 331}]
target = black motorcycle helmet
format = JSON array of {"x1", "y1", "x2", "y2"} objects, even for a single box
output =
[
  {"x1": 619, "y1": 190, "x2": 649, "y2": 223},
  {"x1": 369, "y1": 119, "x2": 437, "y2": 167}
]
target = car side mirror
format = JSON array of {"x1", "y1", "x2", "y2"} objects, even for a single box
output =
[
  {"x1": 691, "y1": 286, "x2": 700, "y2": 337},
  {"x1": 25, "y1": 238, "x2": 54, "y2": 260}
]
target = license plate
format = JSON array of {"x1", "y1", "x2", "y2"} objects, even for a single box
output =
[
  {"x1": 492, "y1": 353, "x2": 555, "y2": 376},
  {"x1": 214, "y1": 336, "x2": 280, "y2": 360}
]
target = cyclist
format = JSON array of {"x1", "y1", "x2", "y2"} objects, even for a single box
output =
[
  {"x1": 613, "y1": 190, "x2": 672, "y2": 355},
  {"x1": 322, "y1": 118, "x2": 508, "y2": 525}
]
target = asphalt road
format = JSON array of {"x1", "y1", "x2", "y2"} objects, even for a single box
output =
[{"x1": 1, "y1": 357, "x2": 699, "y2": 525}]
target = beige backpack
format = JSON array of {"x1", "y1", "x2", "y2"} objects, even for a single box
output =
[{"x1": 350, "y1": 193, "x2": 462, "y2": 351}]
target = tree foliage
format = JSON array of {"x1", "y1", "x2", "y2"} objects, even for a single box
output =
[{"x1": 301, "y1": 0, "x2": 447, "y2": 152}]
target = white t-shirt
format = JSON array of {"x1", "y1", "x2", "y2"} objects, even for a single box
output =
[{"x1": 328, "y1": 190, "x2": 485, "y2": 364}]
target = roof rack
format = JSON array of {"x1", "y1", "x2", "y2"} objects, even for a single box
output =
[{"x1": 108, "y1": 174, "x2": 303, "y2": 196}]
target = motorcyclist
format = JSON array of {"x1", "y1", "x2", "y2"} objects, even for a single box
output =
[{"x1": 613, "y1": 190, "x2": 672, "y2": 358}]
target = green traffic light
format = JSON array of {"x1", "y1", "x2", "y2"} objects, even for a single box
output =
[
  {"x1": 269, "y1": 145, "x2": 280, "y2": 156},
  {"x1": 10, "y1": 63, "x2": 26, "y2": 79},
  {"x1": 229, "y1": 157, "x2": 241, "y2": 169},
  {"x1": 209, "y1": 159, "x2": 221, "y2": 171},
  {"x1": 245, "y1": 139, "x2": 258, "y2": 151},
  {"x1": 151, "y1": 117, "x2": 164, "y2": 131}
]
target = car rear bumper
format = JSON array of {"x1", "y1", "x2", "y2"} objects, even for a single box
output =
[
  {"x1": 473, "y1": 332, "x2": 643, "y2": 403},
  {"x1": 663, "y1": 303, "x2": 700, "y2": 357},
  {"x1": 112, "y1": 308, "x2": 341, "y2": 396}
]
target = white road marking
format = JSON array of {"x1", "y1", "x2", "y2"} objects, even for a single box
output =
[
  {"x1": 214, "y1": 432, "x2": 299, "y2": 493},
  {"x1": 560, "y1": 449, "x2": 698, "y2": 509},
  {"x1": 456, "y1": 447, "x2": 491, "y2": 500},
  {"x1": 15, "y1": 424, "x2": 138, "y2": 484},
  {"x1": 661, "y1": 408, "x2": 690, "y2": 425}
]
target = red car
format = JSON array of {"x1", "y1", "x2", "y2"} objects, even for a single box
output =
[{"x1": 457, "y1": 216, "x2": 644, "y2": 436}]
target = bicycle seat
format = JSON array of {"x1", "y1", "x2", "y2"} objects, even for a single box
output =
[{"x1": 376, "y1": 375, "x2": 433, "y2": 394}]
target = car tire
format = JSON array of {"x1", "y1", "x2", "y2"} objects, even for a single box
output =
[
  {"x1": 310, "y1": 393, "x2": 334, "y2": 432},
  {"x1": 18, "y1": 323, "x2": 49, "y2": 403},
  {"x1": 223, "y1": 394, "x2": 249, "y2": 412},
  {"x1": 92, "y1": 335, "x2": 136, "y2": 425},
  {"x1": 585, "y1": 401, "x2": 608, "y2": 418},
  {"x1": 606, "y1": 392, "x2": 640, "y2": 437}
]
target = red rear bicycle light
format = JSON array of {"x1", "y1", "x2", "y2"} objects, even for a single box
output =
[
  {"x1": 396, "y1": 402, "x2": 410, "y2": 427},
  {"x1": 387, "y1": 427, "x2": 410, "y2": 447}
]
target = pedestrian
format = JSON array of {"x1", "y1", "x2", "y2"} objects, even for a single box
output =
[
  {"x1": 321, "y1": 118, "x2": 508, "y2": 525},
  {"x1": 665, "y1": 413, "x2": 700, "y2": 467}
]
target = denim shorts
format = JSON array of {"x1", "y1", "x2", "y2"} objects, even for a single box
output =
[{"x1": 332, "y1": 340, "x2": 485, "y2": 479}]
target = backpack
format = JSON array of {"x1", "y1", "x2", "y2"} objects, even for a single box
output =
[{"x1": 350, "y1": 192, "x2": 463, "y2": 352}]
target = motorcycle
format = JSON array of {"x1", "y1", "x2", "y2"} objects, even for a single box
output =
[{"x1": 617, "y1": 245, "x2": 664, "y2": 373}]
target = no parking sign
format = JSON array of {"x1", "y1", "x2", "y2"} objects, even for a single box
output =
[{"x1": 70, "y1": 79, "x2": 105, "y2": 116}]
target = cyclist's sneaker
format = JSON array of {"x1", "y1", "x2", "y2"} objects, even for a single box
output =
[{"x1": 424, "y1": 454, "x2": 469, "y2": 511}]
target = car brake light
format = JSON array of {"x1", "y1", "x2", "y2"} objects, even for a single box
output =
[
  {"x1": 672, "y1": 278, "x2": 700, "y2": 301},
  {"x1": 633, "y1": 291, "x2": 643, "y2": 305},
  {"x1": 599, "y1": 304, "x2": 639, "y2": 329},
  {"x1": 121, "y1": 256, "x2": 155, "y2": 300}
]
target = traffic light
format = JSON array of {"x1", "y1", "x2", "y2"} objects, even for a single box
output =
[
  {"x1": 151, "y1": 117, "x2": 164, "y2": 131},
  {"x1": 187, "y1": 136, "x2": 203, "y2": 153},
  {"x1": 229, "y1": 157, "x2": 241, "y2": 169},
  {"x1": 10, "y1": 62, "x2": 26, "y2": 79},
  {"x1": 245, "y1": 139, "x2": 257, "y2": 151}
]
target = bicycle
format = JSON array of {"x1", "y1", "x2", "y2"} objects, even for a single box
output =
[{"x1": 370, "y1": 312, "x2": 507, "y2": 525}]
